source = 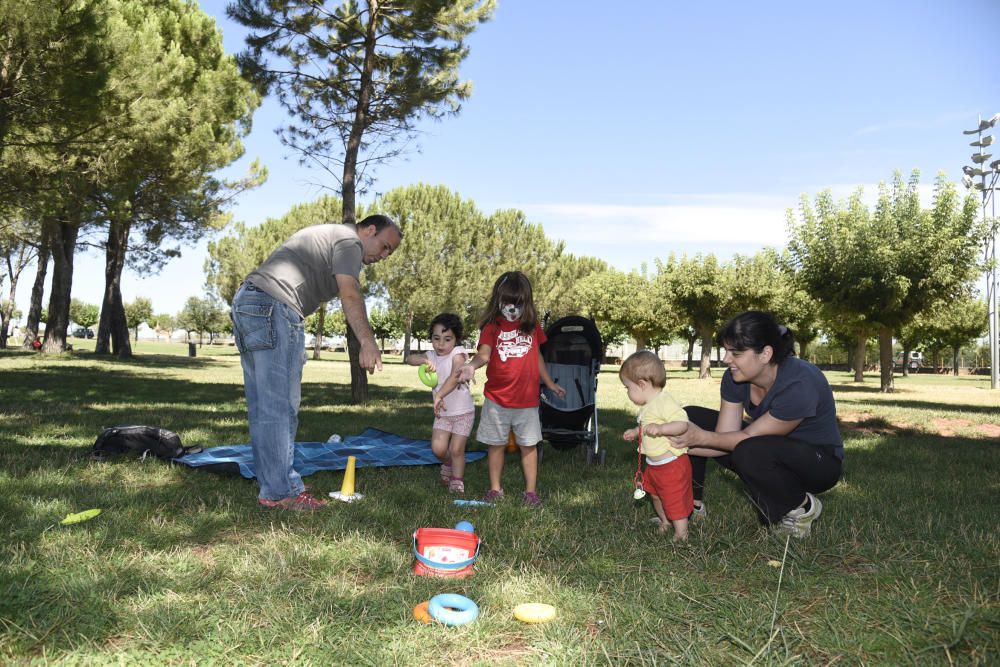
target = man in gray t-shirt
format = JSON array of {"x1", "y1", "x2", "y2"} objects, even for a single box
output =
[{"x1": 230, "y1": 215, "x2": 403, "y2": 510}]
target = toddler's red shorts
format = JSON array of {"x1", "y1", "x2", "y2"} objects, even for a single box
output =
[{"x1": 643, "y1": 454, "x2": 693, "y2": 520}]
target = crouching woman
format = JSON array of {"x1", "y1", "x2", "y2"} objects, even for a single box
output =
[{"x1": 670, "y1": 311, "x2": 843, "y2": 537}]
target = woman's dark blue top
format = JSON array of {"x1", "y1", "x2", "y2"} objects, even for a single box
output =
[{"x1": 721, "y1": 357, "x2": 844, "y2": 459}]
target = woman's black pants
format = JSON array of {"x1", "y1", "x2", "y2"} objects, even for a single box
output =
[{"x1": 686, "y1": 406, "x2": 842, "y2": 524}]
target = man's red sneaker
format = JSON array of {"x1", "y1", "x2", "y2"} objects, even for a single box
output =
[{"x1": 258, "y1": 491, "x2": 327, "y2": 511}]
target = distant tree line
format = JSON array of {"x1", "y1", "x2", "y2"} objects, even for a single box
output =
[{"x1": 205, "y1": 172, "x2": 988, "y2": 393}]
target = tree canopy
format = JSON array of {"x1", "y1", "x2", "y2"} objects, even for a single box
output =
[
  {"x1": 788, "y1": 171, "x2": 983, "y2": 391},
  {"x1": 229, "y1": 0, "x2": 494, "y2": 402}
]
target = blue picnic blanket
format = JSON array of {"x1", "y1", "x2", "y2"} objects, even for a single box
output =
[{"x1": 175, "y1": 427, "x2": 486, "y2": 479}]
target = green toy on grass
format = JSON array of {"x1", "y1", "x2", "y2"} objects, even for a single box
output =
[{"x1": 61, "y1": 509, "x2": 102, "y2": 525}]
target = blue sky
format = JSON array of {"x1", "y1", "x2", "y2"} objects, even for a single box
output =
[{"x1": 13, "y1": 0, "x2": 1000, "y2": 317}]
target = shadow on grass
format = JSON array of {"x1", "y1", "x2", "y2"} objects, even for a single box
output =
[
  {"x1": 1, "y1": 381, "x2": 997, "y2": 661},
  {"x1": 830, "y1": 384, "x2": 903, "y2": 394},
  {"x1": 5, "y1": 353, "x2": 1000, "y2": 661},
  {"x1": 68, "y1": 349, "x2": 237, "y2": 370},
  {"x1": 855, "y1": 399, "x2": 1000, "y2": 417},
  {"x1": 0, "y1": 367, "x2": 247, "y2": 433}
]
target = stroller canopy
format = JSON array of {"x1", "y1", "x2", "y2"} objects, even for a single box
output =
[{"x1": 541, "y1": 315, "x2": 603, "y2": 366}]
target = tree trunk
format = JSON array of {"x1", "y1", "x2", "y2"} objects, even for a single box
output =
[
  {"x1": 0, "y1": 307, "x2": 8, "y2": 349},
  {"x1": 932, "y1": 350, "x2": 941, "y2": 371},
  {"x1": 313, "y1": 303, "x2": 326, "y2": 360},
  {"x1": 41, "y1": 214, "x2": 79, "y2": 353},
  {"x1": 337, "y1": 4, "x2": 380, "y2": 404},
  {"x1": 901, "y1": 343, "x2": 911, "y2": 378},
  {"x1": 1, "y1": 245, "x2": 31, "y2": 349},
  {"x1": 634, "y1": 335, "x2": 648, "y2": 352},
  {"x1": 685, "y1": 337, "x2": 695, "y2": 371},
  {"x1": 853, "y1": 332, "x2": 866, "y2": 382},
  {"x1": 96, "y1": 217, "x2": 132, "y2": 357},
  {"x1": 952, "y1": 345, "x2": 960, "y2": 376},
  {"x1": 0, "y1": 294, "x2": 11, "y2": 349},
  {"x1": 346, "y1": 322, "x2": 368, "y2": 403},
  {"x1": 698, "y1": 325, "x2": 713, "y2": 379},
  {"x1": 402, "y1": 311, "x2": 413, "y2": 362},
  {"x1": 22, "y1": 226, "x2": 51, "y2": 349},
  {"x1": 878, "y1": 326, "x2": 894, "y2": 393}
]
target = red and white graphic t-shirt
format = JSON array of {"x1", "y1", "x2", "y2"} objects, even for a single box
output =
[{"x1": 478, "y1": 319, "x2": 547, "y2": 409}]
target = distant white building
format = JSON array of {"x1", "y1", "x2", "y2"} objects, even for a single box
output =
[{"x1": 606, "y1": 340, "x2": 714, "y2": 366}]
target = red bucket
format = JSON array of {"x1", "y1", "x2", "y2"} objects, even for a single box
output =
[{"x1": 412, "y1": 527, "x2": 480, "y2": 578}]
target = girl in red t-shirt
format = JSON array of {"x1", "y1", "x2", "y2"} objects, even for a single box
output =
[{"x1": 452, "y1": 272, "x2": 565, "y2": 507}]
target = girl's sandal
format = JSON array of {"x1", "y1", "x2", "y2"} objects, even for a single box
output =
[{"x1": 448, "y1": 477, "x2": 465, "y2": 494}]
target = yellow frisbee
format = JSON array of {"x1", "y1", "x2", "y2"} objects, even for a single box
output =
[{"x1": 513, "y1": 603, "x2": 556, "y2": 624}]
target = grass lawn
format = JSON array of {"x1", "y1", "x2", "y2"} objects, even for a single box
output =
[{"x1": 1, "y1": 344, "x2": 997, "y2": 664}]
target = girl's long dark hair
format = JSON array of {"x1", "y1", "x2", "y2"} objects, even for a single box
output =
[
  {"x1": 716, "y1": 311, "x2": 795, "y2": 364},
  {"x1": 478, "y1": 271, "x2": 537, "y2": 334}
]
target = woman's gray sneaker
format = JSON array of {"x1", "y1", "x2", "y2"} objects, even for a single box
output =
[{"x1": 777, "y1": 493, "x2": 822, "y2": 538}]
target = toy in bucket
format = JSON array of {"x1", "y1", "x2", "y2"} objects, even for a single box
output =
[{"x1": 412, "y1": 525, "x2": 480, "y2": 578}]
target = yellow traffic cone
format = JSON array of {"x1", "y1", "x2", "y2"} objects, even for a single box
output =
[
  {"x1": 341, "y1": 455, "x2": 356, "y2": 496},
  {"x1": 329, "y1": 455, "x2": 363, "y2": 502}
]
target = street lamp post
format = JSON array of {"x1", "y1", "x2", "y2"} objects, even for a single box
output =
[{"x1": 963, "y1": 113, "x2": 1000, "y2": 389}]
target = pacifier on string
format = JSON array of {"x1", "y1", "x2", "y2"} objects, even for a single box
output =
[{"x1": 632, "y1": 424, "x2": 646, "y2": 500}]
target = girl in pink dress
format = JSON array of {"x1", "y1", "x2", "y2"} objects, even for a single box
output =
[{"x1": 407, "y1": 313, "x2": 474, "y2": 493}]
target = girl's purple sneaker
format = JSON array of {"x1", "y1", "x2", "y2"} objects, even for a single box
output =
[
  {"x1": 482, "y1": 488, "x2": 505, "y2": 503},
  {"x1": 522, "y1": 491, "x2": 542, "y2": 508}
]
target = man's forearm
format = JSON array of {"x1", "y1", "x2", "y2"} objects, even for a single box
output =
[{"x1": 341, "y1": 293, "x2": 375, "y2": 343}]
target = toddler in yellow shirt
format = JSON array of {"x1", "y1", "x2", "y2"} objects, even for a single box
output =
[{"x1": 621, "y1": 350, "x2": 694, "y2": 541}]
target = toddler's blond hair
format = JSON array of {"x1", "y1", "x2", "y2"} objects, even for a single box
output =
[{"x1": 619, "y1": 350, "x2": 666, "y2": 389}]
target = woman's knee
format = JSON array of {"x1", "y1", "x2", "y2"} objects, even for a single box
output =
[
  {"x1": 685, "y1": 406, "x2": 719, "y2": 431},
  {"x1": 730, "y1": 437, "x2": 779, "y2": 473}
]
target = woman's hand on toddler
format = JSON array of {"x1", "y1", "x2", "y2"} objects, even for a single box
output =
[{"x1": 458, "y1": 363, "x2": 476, "y2": 382}]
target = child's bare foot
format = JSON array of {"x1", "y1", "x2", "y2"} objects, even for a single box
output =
[
  {"x1": 657, "y1": 521, "x2": 669, "y2": 534},
  {"x1": 672, "y1": 531, "x2": 688, "y2": 542}
]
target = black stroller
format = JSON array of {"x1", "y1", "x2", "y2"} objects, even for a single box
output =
[{"x1": 539, "y1": 315, "x2": 605, "y2": 464}]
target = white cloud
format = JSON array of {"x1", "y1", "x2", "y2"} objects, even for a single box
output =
[
  {"x1": 512, "y1": 181, "x2": 946, "y2": 268},
  {"x1": 520, "y1": 202, "x2": 791, "y2": 246},
  {"x1": 854, "y1": 111, "x2": 977, "y2": 136}
]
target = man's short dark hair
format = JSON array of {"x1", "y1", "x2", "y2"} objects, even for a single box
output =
[{"x1": 357, "y1": 214, "x2": 403, "y2": 239}]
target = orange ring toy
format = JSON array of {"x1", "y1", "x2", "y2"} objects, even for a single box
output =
[{"x1": 413, "y1": 600, "x2": 432, "y2": 624}]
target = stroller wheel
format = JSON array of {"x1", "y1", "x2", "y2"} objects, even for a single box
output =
[{"x1": 585, "y1": 447, "x2": 606, "y2": 466}]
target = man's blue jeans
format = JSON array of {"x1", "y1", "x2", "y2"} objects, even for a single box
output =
[{"x1": 231, "y1": 283, "x2": 307, "y2": 501}]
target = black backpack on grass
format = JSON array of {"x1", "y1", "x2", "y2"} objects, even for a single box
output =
[{"x1": 91, "y1": 425, "x2": 201, "y2": 461}]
